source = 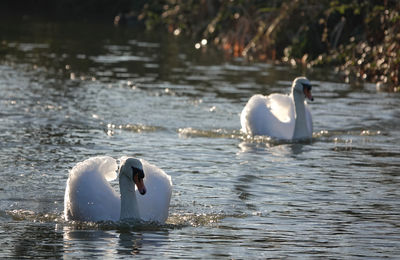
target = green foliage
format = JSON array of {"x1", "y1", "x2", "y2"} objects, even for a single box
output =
[
  {"x1": 4, "y1": 0, "x2": 398, "y2": 89},
  {"x1": 134, "y1": 0, "x2": 399, "y2": 89}
]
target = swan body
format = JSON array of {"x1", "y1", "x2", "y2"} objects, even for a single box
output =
[
  {"x1": 64, "y1": 156, "x2": 172, "y2": 223},
  {"x1": 240, "y1": 77, "x2": 314, "y2": 140}
]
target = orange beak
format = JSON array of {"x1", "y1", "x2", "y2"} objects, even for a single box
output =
[{"x1": 133, "y1": 175, "x2": 147, "y2": 195}]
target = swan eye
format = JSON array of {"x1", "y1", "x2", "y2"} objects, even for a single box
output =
[{"x1": 131, "y1": 167, "x2": 145, "y2": 180}]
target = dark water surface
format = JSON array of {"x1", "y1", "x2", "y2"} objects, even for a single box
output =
[{"x1": 1, "y1": 17, "x2": 399, "y2": 259}]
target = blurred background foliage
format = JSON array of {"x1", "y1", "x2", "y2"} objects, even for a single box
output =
[{"x1": 1, "y1": 0, "x2": 399, "y2": 90}]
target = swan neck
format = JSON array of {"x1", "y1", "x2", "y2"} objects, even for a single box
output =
[
  {"x1": 292, "y1": 92, "x2": 308, "y2": 139},
  {"x1": 119, "y1": 174, "x2": 140, "y2": 220},
  {"x1": 293, "y1": 92, "x2": 305, "y2": 111}
]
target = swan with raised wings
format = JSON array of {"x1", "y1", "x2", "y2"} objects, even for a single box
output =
[
  {"x1": 240, "y1": 77, "x2": 314, "y2": 140},
  {"x1": 64, "y1": 156, "x2": 172, "y2": 223}
]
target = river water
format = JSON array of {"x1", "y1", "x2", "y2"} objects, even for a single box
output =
[{"x1": 0, "y1": 17, "x2": 399, "y2": 259}]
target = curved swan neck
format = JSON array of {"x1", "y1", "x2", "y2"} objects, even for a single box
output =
[
  {"x1": 292, "y1": 92, "x2": 309, "y2": 139},
  {"x1": 119, "y1": 174, "x2": 140, "y2": 220}
]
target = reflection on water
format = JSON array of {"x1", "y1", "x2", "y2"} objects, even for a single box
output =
[
  {"x1": 1, "y1": 16, "x2": 400, "y2": 259},
  {"x1": 117, "y1": 231, "x2": 144, "y2": 256},
  {"x1": 63, "y1": 227, "x2": 119, "y2": 258}
]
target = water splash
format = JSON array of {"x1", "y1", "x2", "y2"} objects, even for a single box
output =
[
  {"x1": 313, "y1": 129, "x2": 383, "y2": 139},
  {"x1": 104, "y1": 123, "x2": 165, "y2": 136},
  {"x1": 5, "y1": 209, "x2": 62, "y2": 223},
  {"x1": 4, "y1": 209, "x2": 232, "y2": 231},
  {"x1": 166, "y1": 213, "x2": 228, "y2": 228},
  {"x1": 178, "y1": 127, "x2": 242, "y2": 139},
  {"x1": 178, "y1": 127, "x2": 301, "y2": 145},
  {"x1": 179, "y1": 127, "x2": 385, "y2": 149}
]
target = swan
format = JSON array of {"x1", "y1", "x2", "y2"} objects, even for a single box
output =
[
  {"x1": 240, "y1": 77, "x2": 314, "y2": 140},
  {"x1": 64, "y1": 156, "x2": 172, "y2": 223}
]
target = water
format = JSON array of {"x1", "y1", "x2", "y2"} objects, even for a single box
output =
[{"x1": 1, "y1": 17, "x2": 399, "y2": 259}]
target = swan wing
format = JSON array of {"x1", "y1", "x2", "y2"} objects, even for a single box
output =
[
  {"x1": 135, "y1": 159, "x2": 172, "y2": 223},
  {"x1": 64, "y1": 156, "x2": 120, "y2": 222},
  {"x1": 241, "y1": 94, "x2": 295, "y2": 139}
]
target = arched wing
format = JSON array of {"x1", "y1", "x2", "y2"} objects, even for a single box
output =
[
  {"x1": 135, "y1": 159, "x2": 172, "y2": 223},
  {"x1": 64, "y1": 156, "x2": 120, "y2": 222},
  {"x1": 241, "y1": 94, "x2": 295, "y2": 140}
]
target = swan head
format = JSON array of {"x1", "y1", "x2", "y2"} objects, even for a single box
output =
[
  {"x1": 120, "y1": 158, "x2": 147, "y2": 195},
  {"x1": 292, "y1": 77, "x2": 314, "y2": 101}
]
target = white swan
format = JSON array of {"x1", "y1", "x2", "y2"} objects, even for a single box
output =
[
  {"x1": 64, "y1": 156, "x2": 172, "y2": 223},
  {"x1": 240, "y1": 77, "x2": 314, "y2": 140}
]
